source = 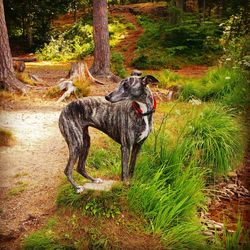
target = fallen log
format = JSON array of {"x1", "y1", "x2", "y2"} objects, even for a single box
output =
[{"x1": 12, "y1": 57, "x2": 37, "y2": 62}]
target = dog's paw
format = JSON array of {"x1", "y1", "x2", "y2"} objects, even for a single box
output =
[
  {"x1": 76, "y1": 186, "x2": 85, "y2": 193},
  {"x1": 93, "y1": 178, "x2": 103, "y2": 184}
]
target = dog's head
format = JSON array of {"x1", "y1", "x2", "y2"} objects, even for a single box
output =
[{"x1": 105, "y1": 75, "x2": 159, "y2": 103}]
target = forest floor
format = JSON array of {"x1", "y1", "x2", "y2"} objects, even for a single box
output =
[{"x1": 1, "y1": 2, "x2": 249, "y2": 249}]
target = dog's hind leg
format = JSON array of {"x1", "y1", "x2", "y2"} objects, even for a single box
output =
[
  {"x1": 76, "y1": 127, "x2": 103, "y2": 184},
  {"x1": 64, "y1": 149, "x2": 83, "y2": 193}
]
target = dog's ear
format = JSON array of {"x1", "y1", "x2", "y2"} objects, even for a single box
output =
[{"x1": 141, "y1": 75, "x2": 159, "y2": 86}]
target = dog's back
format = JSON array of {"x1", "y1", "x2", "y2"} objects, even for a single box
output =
[{"x1": 59, "y1": 97, "x2": 145, "y2": 147}]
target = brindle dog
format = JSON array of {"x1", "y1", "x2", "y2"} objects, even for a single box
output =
[{"x1": 59, "y1": 74, "x2": 159, "y2": 193}]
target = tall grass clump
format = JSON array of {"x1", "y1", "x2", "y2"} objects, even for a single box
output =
[
  {"x1": 128, "y1": 123, "x2": 207, "y2": 248},
  {"x1": 166, "y1": 105, "x2": 244, "y2": 177},
  {"x1": 182, "y1": 104, "x2": 244, "y2": 175},
  {"x1": 180, "y1": 66, "x2": 249, "y2": 107}
]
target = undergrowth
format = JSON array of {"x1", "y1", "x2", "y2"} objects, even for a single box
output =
[{"x1": 132, "y1": 15, "x2": 222, "y2": 69}]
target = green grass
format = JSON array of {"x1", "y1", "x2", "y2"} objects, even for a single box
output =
[
  {"x1": 22, "y1": 216, "x2": 75, "y2": 250},
  {"x1": 128, "y1": 140, "x2": 206, "y2": 248},
  {"x1": 182, "y1": 105, "x2": 244, "y2": 176},
  {"x1": 127, "y1": 100, "x2": 246, "y2": 248},
  {"x1": 56, "y1": 182, "x2": 123, "y2": 218},
  {"x1": 8, "y1": 181, "x2": 28, "y2": 196},
  {"x1": 87, "y1": 139, "x2": 121, "y2": 178}
]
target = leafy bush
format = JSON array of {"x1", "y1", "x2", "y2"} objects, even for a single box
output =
[{"x1": 132, "y1": 15, "x2": 222, "y2": 69}]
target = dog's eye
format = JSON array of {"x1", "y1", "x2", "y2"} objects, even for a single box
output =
[{"x1": 123, "y1": 82, "x2": 129, "y2": 90}]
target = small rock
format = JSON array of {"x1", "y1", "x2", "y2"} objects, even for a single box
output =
[
  {"x1": 203, "y1": 231, "x2": 214, "y2": 236},
  {"x1": 228, "y1": 171, "x2": 237, "y2": 178},
  {"x1": 227, "y1": 183, "x2": 237, "y2": 189},
  {"x1": 214, "y1": 224, "x2": 223, "y2": 230},
  {"x1": 83, "y1": 180, "x2": 117, "y2": 191}
]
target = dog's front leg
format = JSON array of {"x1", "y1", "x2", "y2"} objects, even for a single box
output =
[
  {"x1": 121, "y1": 145, "x2": 130, "y2": 181},
  {"x1": 129, "y1": 142, "x2": 143, "y2": 178}
]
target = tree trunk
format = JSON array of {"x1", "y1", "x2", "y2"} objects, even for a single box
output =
[
  {"x1": 0, "y1": 0, "x2": 27, "y2": 92},
  {"x1": 90, "y1": 0, "x2": 111, "y2": 77}
]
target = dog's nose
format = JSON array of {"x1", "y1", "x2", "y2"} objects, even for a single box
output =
[{"x1": 105, "y1": 95, "x2": 110, "y2": 101}]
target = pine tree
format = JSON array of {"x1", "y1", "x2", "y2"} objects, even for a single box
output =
[{"x1": 0, "y1": 0, "x2": 27, "y2": 92}]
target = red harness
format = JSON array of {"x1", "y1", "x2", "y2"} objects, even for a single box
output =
[{"x1": 132, "y1": 96, "x2": 157, "y2": 117}]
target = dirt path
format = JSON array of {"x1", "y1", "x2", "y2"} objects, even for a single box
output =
[
  {"x1": 0, "y1": 105, "x2": 68, "y2": 248},
  {"x1": 112, "y1": 10, "x2": 144, "y2": 67}
]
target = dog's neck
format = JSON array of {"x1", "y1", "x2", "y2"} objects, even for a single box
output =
[{"x1": 134, "y1": 87, "x2": 154, "y2": 111}]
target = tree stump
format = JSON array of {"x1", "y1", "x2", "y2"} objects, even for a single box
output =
[{"x1": 56, "y1": 62, "x2": 105, "y2": 102}]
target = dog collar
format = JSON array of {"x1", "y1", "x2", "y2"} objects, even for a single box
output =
[{"x1": 132, "y1": 96, "x2": 156, "y2": 117}]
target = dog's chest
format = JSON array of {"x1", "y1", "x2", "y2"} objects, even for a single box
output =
[{"x1": 136, "y1": 102, "x2": 151, "y2": 142}]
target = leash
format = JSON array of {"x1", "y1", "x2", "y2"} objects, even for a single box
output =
[{"x1": 132, "y1": 96, "x2": 157, "y2": 117}]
